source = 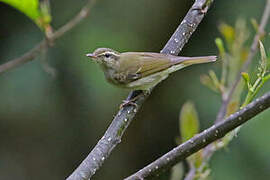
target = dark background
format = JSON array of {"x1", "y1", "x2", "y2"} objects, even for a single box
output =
[{"x1": 0, "y1": 0, "x2": 270, "y2": 179}]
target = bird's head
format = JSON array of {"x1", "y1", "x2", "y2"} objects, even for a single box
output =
[{"x1": 86, "y1": 48, "x2": 120, "y2": 68}]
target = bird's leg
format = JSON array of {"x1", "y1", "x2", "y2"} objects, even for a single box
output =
[
  {"x1": 119, "y1": 90, "x2": 149, "y2": 109},
  {"x1": 120, "y1": 99, "x2": 138, "y2": 109}
]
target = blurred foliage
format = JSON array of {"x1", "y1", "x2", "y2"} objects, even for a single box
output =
[
  {"x1": 201, "y1": 19, "x2": 250, "y2": 99},
  {"x1": 176, "y1": 101, "x2": 205, "y2": 179},
  {"x1": 0, "y1": 0, "x2": 270, "y2": 180},
  {"x1": 242, "y1": 41, "x2": 270, "y2": 107},
  {"x1": 180, "y1": 101, "x2": 199, "y2": 142},
  {"x1": 1, "y1": 0, "x2": 41, "y2": 20},
  {"x1": 170, "y1": 162, "x2": 184, "y2": 180},
  {"x1": 0, "y1": 0, "x2": 52, "y2": 34},
  {"x1": 182, "y1": 18, "x2": 270, "y2": 180}
]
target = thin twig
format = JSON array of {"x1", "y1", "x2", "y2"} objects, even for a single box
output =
[
  {"x1": 125, "y1": 91, "x2": 270, "y2": 180},
  {"x1": 66, "y1": 0, "x2": 214, "y2": 179},
  {"x1": 51, "y1": 0, "x2": 96, "y2": 40},
  {"x1": 183, "y1": 163, "x2": 196, "y2": 180},
  {"x1": 0, "y1": 41, "x2": 47, "y2": 73},
  {"x1": 0, "y1": 0, "x2": 96, "y2": 74},
  {"x1": 196, "y1": 1, "x2": 270, "y2": 178},
  {"x1": 216, "y1": 0, "x2": 270, "y2": 123}
]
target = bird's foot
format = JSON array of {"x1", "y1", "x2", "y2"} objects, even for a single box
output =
[
  {"x1": 119, "y1": 90, "x2": 150, "y2": 109},
  {"x1": 120, "y1": 99, "x2": 138, "y2": 109}
]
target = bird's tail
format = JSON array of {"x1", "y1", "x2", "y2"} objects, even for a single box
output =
[
  {"x1": 167, "y1": 56, "x2": 217, "y2": 74},
  {"x1": 178, "y1": 56, "x2": 217, "y2": 66}
]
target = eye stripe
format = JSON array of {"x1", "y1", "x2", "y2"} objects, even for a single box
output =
[{"x1": 102, "y1": 52, "x2": 117, "y2": 57}]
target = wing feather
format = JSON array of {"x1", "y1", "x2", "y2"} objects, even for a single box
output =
[
  {"x1": 118, "y1": 52, "x2": 216, "y2": 82},
  {"x1": 119, "y1": 52, "x2": 174, "y2": 80}
]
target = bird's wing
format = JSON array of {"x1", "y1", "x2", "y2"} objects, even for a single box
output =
[
  {"x1": 119, "y1": 52, "x2": 175, "y2": 79},
  {"x1": 119, "y1": 52, "x2": 216, "y2": 82}
]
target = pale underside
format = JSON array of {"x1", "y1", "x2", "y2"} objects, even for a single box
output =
[{"x1": 125, "y1": 63, "x2": 186, "y2": 90}]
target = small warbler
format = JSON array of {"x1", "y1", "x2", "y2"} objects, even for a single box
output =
[{"x1": 86, "y1": 48, "x2": 216, "y2": 91}]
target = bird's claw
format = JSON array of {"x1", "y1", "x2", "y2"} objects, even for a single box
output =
[
  {"x1": 119, "y1": 90, "x2": 149, "y2": 109},
  {"x1": 120, "y1": 100, "x2": 138, "y2": 109}
]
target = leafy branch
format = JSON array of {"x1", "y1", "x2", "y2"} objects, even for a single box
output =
[
  {"x1": 125, "y1": 91, "x2": 270, "y2": 179},
  {"x1": 178, "y1": 0, "x2": 270, "y2": 179},
  {"x1": 172, "y1": 39, "x2": 270, "y2": 180},
  {"x1": 182, "y1": 40, "x2": 270, "y2": 180},
  {"x1": 216, "y1": 0, "x2": 270, "y2": 122},
  {"x1": 0, "y1": 0, "x2": 97, "y2": 74},
  {"x1": 0, "y1": 0, "x2": 52, "y2": 34},
  {"x1": 241, "y1": 41, "x2": 270, "y2": 107}
]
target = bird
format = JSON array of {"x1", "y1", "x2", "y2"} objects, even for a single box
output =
[
  {"x1": 86, "y1": 48, "x2": 216, "y2": 107},
  {"x1": 86, "y1": 48, "x2": 216, "y2": 90}
]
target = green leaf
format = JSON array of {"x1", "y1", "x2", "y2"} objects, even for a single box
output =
[
  {"x1": 250, "y1": 18, "x2": 259, "y2": 32},
  {"x1": 218, "y1": 23, "x2": 235, "y2": 45},
  {"x1": 0, "y1": 0, "x2": 40, "y2": 20},
  {"x1": 200, "y1": 74, "x2": 218, "y2": 92},
  {"x1": 227, "y1": 100, "x2": 239, "y2": 116},
  {"x1": 209, "y1": 70, "x2": 220, "y2": 89},
  {"x1": 1, "y1": 0, "x2": 40, "y2": 21},
  {"x1": 259, "y1": 41, "x2": 267, "y2": 75},
  {"x1": 241, "y1": 72, "x2": 251, "y2": 88},
  {"x1": 180, "y1": 101, "x2": 200, "y2": 142},
  {"x1": 264, "y1": 74, "x2": 270, "y2": 82},
  {"x1": 192, "y1": 151, "x2": 203, "y2": 168},
  {"x1": 1, "y1": 0, "x2": 52, "y2": 33},
  {"x1": 215, "y1": 38, "x2": 225, "y2": 56}
]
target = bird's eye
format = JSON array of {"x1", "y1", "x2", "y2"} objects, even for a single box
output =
[{"x1": 104, "y1": 53, "x2": 111, "y2": 58}]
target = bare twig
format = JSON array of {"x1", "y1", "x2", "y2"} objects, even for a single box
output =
[
  {"x1": 66, "y1": 0, "x2": 214, "y2": 179},
  {"x1": 216, "y1": 0, "x2": 270, "y2": 123},
  {"x1": 125, "y1": 91, "x2": 270, "y2": 180},
  {"x1": 183, "y1": 163, "x2": 196, "y2": 180},
  {"x1": 0, "y1": 0, "x2": 96, "y2": 74},
  {"x1": 0, "y1": 41, "x2": 47, "y2": 73},
  {"x1": 51, "y1": 0, "x2": 96, "y2": 40},
  {"x1": 194, "y1": 2, "x2": 270, "y2": 179}
]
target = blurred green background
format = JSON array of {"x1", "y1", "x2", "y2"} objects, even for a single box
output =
[{"x1": 1, "y1": 0, "x2": 270, "y2": 179}]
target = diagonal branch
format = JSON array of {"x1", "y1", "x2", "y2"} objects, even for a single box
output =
[
  {"x1": 0, "y1": 41, "x2": 47, "y2": 73},
  {"x1": 66, "y1": 0, "x2": 214, "y2": 179},
  {"x1": 216, "y1": 0, "x2": 270, "y2": 123},
  {"x1": 125, "y1": 91, "x2": 270, "y2": 180},
  {"x1": 0, "y1": 0, "x2": 97, "y2": 74},
  {"x1": 51, "y1": 0, "x2": 96, "y2": 40}
]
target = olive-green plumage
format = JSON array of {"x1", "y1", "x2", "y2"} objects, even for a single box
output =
[{"x1": 86, "y1": 48, "x2": 216, "y2": 90}]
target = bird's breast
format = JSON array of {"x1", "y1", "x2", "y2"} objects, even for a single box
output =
[{"x1": 104, "y1": 69, "x2": 127, "y2": 86}]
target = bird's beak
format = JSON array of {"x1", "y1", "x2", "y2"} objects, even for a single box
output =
[{"x1": 86, "y1": 53, "x2": 97, "y2": 58}]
